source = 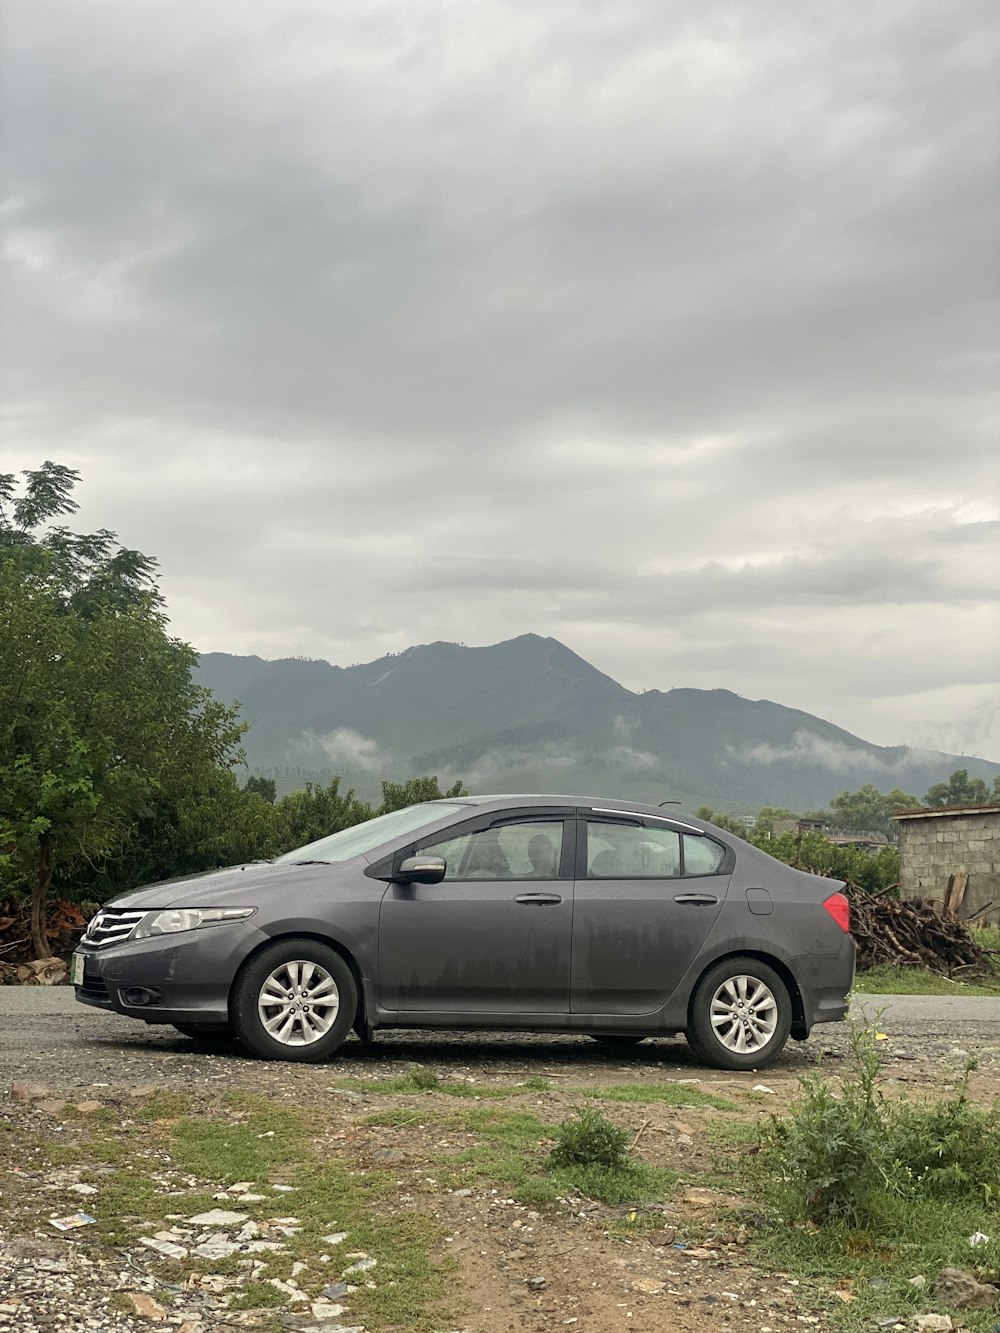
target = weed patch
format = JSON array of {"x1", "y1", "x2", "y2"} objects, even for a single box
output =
[
  {"x1": 721, "y1": 1025, "x2": 1000, "y2": 1331},
  {"x1": 590, "y1": 1082, "x2": 734, "y2": 1111}
]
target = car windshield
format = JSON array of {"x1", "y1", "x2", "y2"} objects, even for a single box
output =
[{"x1": 275, "y1": 802, "x2": 466, "y2": 864}]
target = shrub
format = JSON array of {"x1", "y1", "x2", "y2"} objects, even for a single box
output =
[
  {"x1": 402, "y1": 1065, "x2": 440, "y2": 1092},
  {"x1": 757, "y1": 1023, "x2": 1000, "y2": 1228},
  {"x1": 550, "y1": 1108, "x2": 630, "y2": 1171}
]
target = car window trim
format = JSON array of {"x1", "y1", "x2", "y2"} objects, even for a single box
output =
[{"x1": 590, "y1": 806, "x2": 704, "y2": 833}]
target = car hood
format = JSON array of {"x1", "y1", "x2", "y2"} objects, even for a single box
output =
[{"x1": 107, "y1": 860, "x2": 342, "y2": 911}]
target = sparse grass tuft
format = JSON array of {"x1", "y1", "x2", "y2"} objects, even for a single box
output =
[{"x1": 590, "y1": 1082, "x2": 734, "y2": 1111}]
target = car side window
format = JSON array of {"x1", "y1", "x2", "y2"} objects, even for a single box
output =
[
  {"x1": 682, "y1": 833, "x2": 726, "y2": 876},
  {"x1": 421, "y1": 820, "x2": 564, "y2": 881},
  {"x1": 585, "y1": 821, "x2": 680, "y2": 878}
]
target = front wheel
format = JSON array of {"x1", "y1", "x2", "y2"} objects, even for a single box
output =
[
  {"x1": 686, "y1": 957, "x2": 791, "y2": 1070},
  {"x1": 232, "y1": 939, "x2": 357, "y2": 1062}
]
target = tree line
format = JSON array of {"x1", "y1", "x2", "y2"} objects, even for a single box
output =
[{"x1": 0, "y1": 464, "x2": 463, "y2": 957}]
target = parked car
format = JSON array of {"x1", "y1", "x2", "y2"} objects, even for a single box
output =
[{"x1": 72, "y1": 794, "x2": 854, "y2": 1070}]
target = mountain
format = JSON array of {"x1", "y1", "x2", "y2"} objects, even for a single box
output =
[{"x1": 194, "y1": 634, "x2": 1000, "y2": 811}]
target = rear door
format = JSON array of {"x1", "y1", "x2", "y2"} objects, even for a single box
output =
[
  {"x1": 379, "y1": 811, "x2": 575, "y2": 1014},
  {"x1": 570, "y1": 815, "x2": 732, "y2": 1015}
]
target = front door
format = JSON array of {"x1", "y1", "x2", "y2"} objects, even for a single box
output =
[
  {"x1": 379, "y1": 815, "x2": 573, "y2": 1014},
  {"x1": 571, "y1": 817, "x2": 730, "y2": 1015}
]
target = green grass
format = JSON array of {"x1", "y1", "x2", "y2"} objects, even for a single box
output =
[
  {"x1": 744, "y1": 1197, "x2": 1000, "y2": 1332},
  {"x1": 972, "y1": 925, "x2": 1000, "y2": 951},
  {"x1": 229, "y1": 1282, "x2": 285, "y2": 1310},
  {"x1": 853, "y1": 965, "x2": 1000, "y2": 996},
  {"x1": 450, "y1": 1106, "x2": 678, "y2": 1208},
  {"x1": 334, "y1": 1070, "x2": 511, "y2": 1098},
  {"x1": 589, "y1": 1082, "x2": 735, "y2": 1111}
]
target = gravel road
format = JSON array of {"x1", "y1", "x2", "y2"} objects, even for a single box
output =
[{"x1": 3, "y1": 989, "x2": 1000, "y2": 1095}]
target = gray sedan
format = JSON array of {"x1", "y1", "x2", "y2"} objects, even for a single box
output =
[{"x1": 72, "y1": 795, "x2": 854, "y2": 1070}]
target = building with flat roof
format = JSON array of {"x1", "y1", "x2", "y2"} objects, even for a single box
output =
[{"x1": 893, "y1": 804, "x2": 1000, "y2": 922}]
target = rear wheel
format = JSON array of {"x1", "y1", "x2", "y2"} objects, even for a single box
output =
[
  {"x1": 232, "y1": 938, "x2": 357, "y2": 1063},
  {"x1": 687, "y1": 957, "x2": 791, "y2": 1070}
]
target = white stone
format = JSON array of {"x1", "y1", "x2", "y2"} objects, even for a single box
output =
[
  {"x1": 139, "y1": 1237, "x2": 188, "y2": 1260},
  {"x1": 189, "y1": 1209, "x2": 248, "y2": 1226},
  {"x1": 192, "y1": 1238, "x2": 240, "y2": 1260}
]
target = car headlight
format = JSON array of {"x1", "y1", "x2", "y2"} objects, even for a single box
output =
[{"x1": 133, "y1": 907, "x2": 256, "y2": 938}]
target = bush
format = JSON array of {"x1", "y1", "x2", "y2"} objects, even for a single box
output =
[
  {"x1": 550, "y1": 1108, "x2": 630, "y2": 1170},
  {"x1": 758, "y1": 1023, "x2": 1000, "y2": 1228}
]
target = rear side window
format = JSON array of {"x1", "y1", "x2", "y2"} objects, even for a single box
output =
[
  {"x1": 586, "y1": 821, "x2": 680, "y2": 878},
  {"x1": 682, "y1": 834, "x2": 726, "y2": 876}
]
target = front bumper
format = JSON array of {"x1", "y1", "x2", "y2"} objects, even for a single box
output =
[{"x1": 73, "y1": 919, "x2": 266, "y2": 1024}]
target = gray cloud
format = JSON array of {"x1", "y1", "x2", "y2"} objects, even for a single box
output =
[{"x1": 1, "y1": 0, "x2": 998, "y2": 759}]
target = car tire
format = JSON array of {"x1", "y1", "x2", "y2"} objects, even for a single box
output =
[
  {"x1": 173, "y1": 1022, "x2": 233, "y2": 1041},
  {"x1": 686, "y1": 957, "x2": 791, "y2": 1071},
  {"x1": 588, "y1": 1035, "x2": 646, "y2": 1047},
  {"x1": 232, "y1": 938, "x2": 357, "y2": 1063}
]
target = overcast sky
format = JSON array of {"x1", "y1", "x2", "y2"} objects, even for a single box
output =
[{"x1": 2, "y1": 1, "x2": 998, "y2": 758}]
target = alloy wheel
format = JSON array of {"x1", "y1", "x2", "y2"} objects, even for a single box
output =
[
  {"x1": 709, "y1": 974, "x2": 778, "y2": 1054},
  {"x1": 256, "y1": 959, "x2": 340, "y2": 1046}
]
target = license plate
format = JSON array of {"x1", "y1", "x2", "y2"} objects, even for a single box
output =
[{"x1": 70, "y1": 953, "x2": 85, "y2": 986}]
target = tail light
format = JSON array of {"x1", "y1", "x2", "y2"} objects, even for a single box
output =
[{"x1": 823, "y1": 892, "x2": 850, "y2": 933}]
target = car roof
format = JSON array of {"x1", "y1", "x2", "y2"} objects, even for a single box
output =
[{"x1": 439, "y1": 793, "x2": 708, "y2": 829}]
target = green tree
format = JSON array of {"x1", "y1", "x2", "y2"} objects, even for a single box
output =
[
  {"x1": 923, "y1": 768, "x2": 997, "y2": 808},
  {"x1": 270, "y1": 777, "x2": 374, "y2": 852},
  {"x1": 243, "y1": 774, "x2": 277, "y2": 804},
  {"x1": 0, "y1": 463, "x2": 246, "y2": 956},
  {"x1": 377, "y1": 776, "x2": 467, "y2": 814},
  {"x1": 828, "y1": 784, "x2": 922, "y2": 839},
  {"x1": 693, "y1": 805, "x2": 749, "y2": 837}
]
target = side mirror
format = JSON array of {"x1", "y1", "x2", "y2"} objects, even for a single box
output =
[{"x1": 396, "y1": 854, "x2": 447, "y2": 885}]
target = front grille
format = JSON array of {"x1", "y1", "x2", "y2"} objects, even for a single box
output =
[{"x1": 81, "y1": 908, "x2": 147, "y2": 947}]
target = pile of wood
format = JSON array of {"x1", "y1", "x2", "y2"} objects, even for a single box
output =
[
  {"x1": 846, "y1": 881, "x2": 986, "y2": 975},
  {"x1": 0, "y1": 897, "x2": 92, "y2": 980}
]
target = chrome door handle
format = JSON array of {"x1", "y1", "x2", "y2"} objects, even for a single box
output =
[
  {"x1": 514, "y1": 893, "x2": 563, "y2": 906},
  {"x1": 673, "y1": 893, "x2": 719, "y2": 906}
]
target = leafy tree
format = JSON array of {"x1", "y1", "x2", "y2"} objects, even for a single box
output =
[
  {"x1": 828, "y1": 784, "x2": 922, "y2": 839},
  {"x1": 0, "y1": 463, "x2": 246, "y2": 956},
  {"x1": 694, "y1": 805, "x2": 749, "y2": 837},
  {"x1": 924, "y1": 768, "x2": 999, "y2": 808},
  {"x1": 243, "y1": 774, "x2": 277, "y2": 804},
  {"x1": 378, "y1": 777, "x2": 467, "y2": 813},
  {"x1": 270, "y1": 778, "x2": 374, "y2": 852}
]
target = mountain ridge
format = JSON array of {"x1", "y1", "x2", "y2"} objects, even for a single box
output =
[{"x1": 194, "y1": 634, "x2": 1000, "y2": 809}]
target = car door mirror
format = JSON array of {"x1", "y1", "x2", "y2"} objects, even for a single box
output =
[{"x1": 396, "y1": 854, "x2": 447, "y2": 885}]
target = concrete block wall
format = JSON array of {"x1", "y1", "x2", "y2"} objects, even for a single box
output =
[{"x1": 897, "y1": 811, "x2": 1000, "y2": 921}]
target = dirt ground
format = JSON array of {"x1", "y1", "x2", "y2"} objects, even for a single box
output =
[{"x1": 3, "y1": 997, "x2": 1000, "y2": 1333}]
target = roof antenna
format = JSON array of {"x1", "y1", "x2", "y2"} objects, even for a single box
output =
[{"x1": 659, "y1": 800, "x2": 681, "y2": 807}]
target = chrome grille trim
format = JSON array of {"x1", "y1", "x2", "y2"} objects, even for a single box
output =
[{"x1": 81, "y1": 909, "x2": 147, "y2": 947}]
